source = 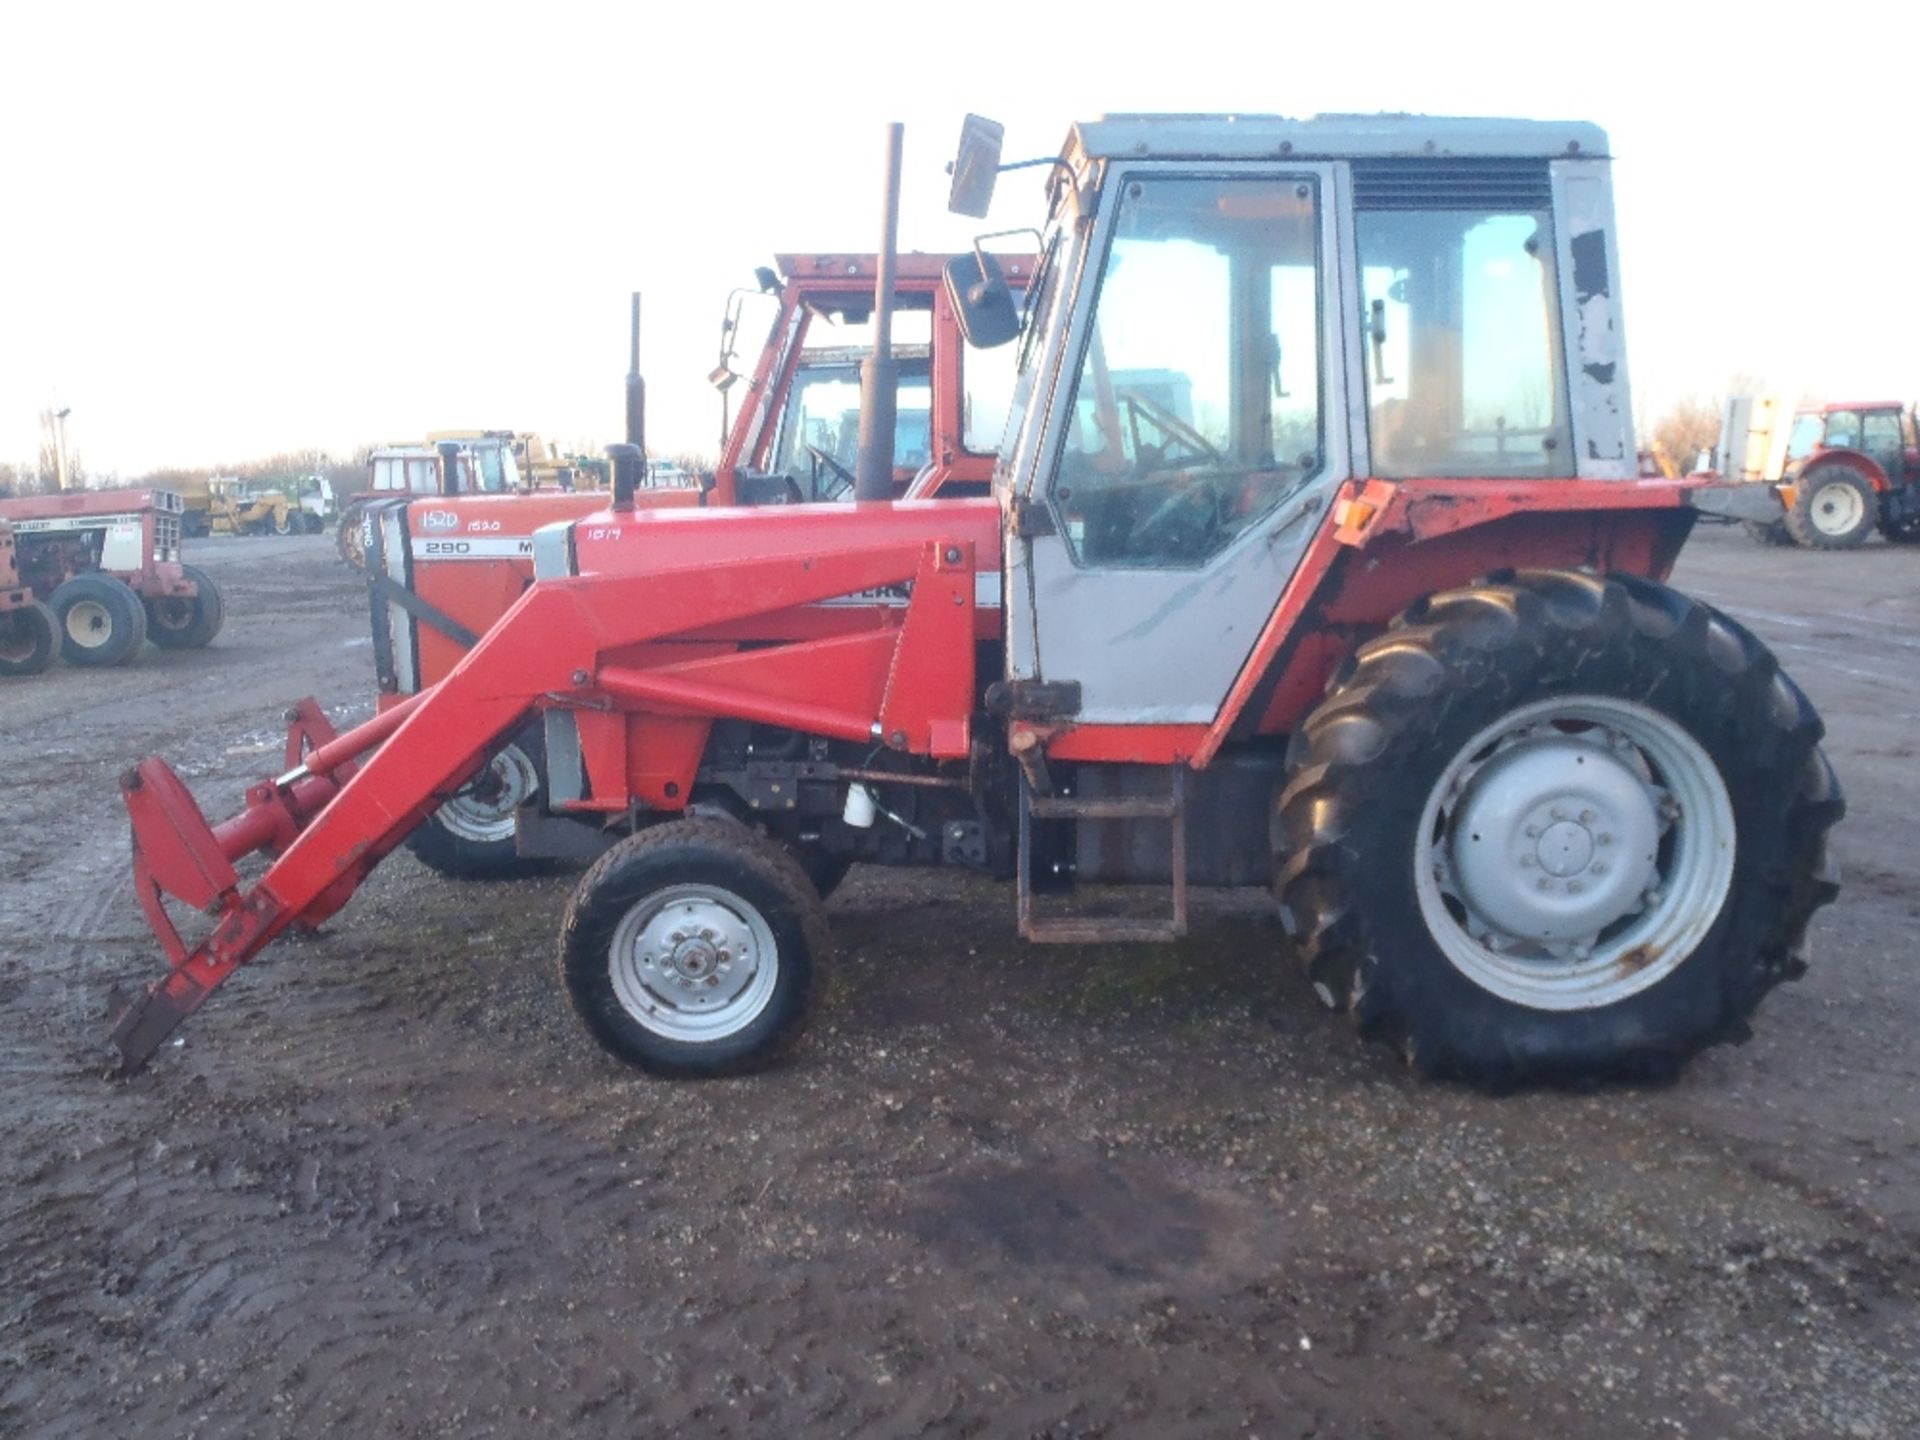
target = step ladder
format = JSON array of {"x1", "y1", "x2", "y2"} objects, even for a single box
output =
[{"x1": 1017, "y1": 765, "x2": 1188, "y2": 943}]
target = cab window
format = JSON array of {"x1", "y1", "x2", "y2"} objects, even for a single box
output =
[
  {"x1": 1052, "y1": 175, "x2": 1323, "y2": 568},
  {"x1": 1358, "y1": 207, "x2": 1572, "y2": 477}
]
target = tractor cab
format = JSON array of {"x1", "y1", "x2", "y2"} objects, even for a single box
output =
[{"x1": 949, "y1": 114, "x2": 1632, "y2": 723}]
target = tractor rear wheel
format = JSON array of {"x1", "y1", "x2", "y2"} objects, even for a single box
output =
[
  {"x1": 1785, "y1": 464, "x2": 1877, "y2": 549},
  {"x1": 559, "y1": 817, "x2": 829, "y2": 1076},
  {"x1": 0, "y1": 601, "x2": 58, "y2": 676},
  {"x1": 405, "y1": 739, "x2": 545, "y2": 878},
  {"x1": 50, "y1": 574, "x2": 148, "y2": 667},
  {"x1": 337, "y1": 505, "x2": 371, "y2": 570},
  {"x1": 1274, "y1": 568, "x2": 1842, "y2": 1087},
  {"x1": 144, "y1": 563, "x2": 225, "y2": 650}
]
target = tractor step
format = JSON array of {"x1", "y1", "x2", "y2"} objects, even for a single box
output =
[{"x1": 1017, "y1": 765, "x2": 1188, "y2": 943}]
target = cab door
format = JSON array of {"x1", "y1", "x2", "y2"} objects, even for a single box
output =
[{"x1": 1007, "y1": 165, "x2": 1351, "y2": 724}]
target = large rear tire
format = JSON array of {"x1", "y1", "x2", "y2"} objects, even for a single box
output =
[
  {"x1": 337, "y1": 504, "x2": 372, "y2": 570},
  {"x1": 1785, "y1": 464, "x2": 1877, "y2": 549},
  {"x1": 1274, "y1": 568, "x2": 1843, "y2": 1086},
  {"x1": 559, "y1": 818, "x2": 830, "y2": 1077},
  {"x1": 49, "y1": 574, "x2": 148, "y2": 667},
  {"x1": 0, "y1": 601, "x2": 58, "y2": 676},
  {"x1": 144, "y1": 563, "x2": 225, "y2": 650},
  {"x1": 404, "y1": 738, "x2": 546, "y2": 878}
]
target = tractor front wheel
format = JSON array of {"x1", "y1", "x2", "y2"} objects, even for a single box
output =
[
  {"x1": 49, "y1": 574, "x2": 148, "y2": 666},
  {"x1": 1274, "y1": 569, "x2": 1842, "y2": 1087},
  {"x1": 1785, "y1": 465, "x2": 1877, "y2": 549},
  {"x1": 0, "y1": 601, "x2": 59, "y2": 676},
  {"x1": 559, "y1": 818, "x2": 829, "y2": 1077},
  {"x1": 145, "y1": 563, "x2": 225, "y2": 650}
]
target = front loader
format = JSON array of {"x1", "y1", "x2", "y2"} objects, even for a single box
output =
[
  {"x1": 112, "y1": 114, "x2": 1841, "y2": 1088},
  {"x1": 369, "y1": 251, "x2": 1027, "y2": 880}
]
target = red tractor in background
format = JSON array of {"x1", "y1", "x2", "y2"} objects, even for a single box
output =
[
  {"x1": 0, "y1": 520, "x2": 59, "y2": 677},
  {"x1": 111, "y1": 115, "x2": 1840, "y2": 1091},
  {"x1": 0, "y1": 488, "x2": 224, "y2": 666},
  {"x1": 1773, "y1": 401, "x2": 1920, "y2": 548},
  {"x1": 365, "y1": 251, "x2": 1025, "y2": 878}
]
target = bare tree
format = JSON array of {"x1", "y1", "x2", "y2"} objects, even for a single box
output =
[{"x1": 1645, "y1": 396, "x2": 1721, "y2": 474}]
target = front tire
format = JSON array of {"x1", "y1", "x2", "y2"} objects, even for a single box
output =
[
  {"x1": 1785, "y1": 465, "x2": 1877, "y2": 549},
  {"x1": 560, "y1": 818, "x2": 830, "y2": 1077},
  {"x1": 144, "y1": 563, "x2": 225, "y2": 650},
  {"x1": 49, "y1": 574, "x2": 148, "y2": 666},
  {"x1": 1275, "y1": 569, "x2": 1842, "y2": 1086},
  {"x1": 0, "y1": 601, "x2": 58, "y2": 676}
]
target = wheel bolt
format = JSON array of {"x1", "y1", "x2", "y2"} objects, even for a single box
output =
[
  {"x1": 1524, "y1": 824, "x2": 1542, "y2": 839},
  {"x1": 1567, "y1": 880, "x2": 1583, "y2": 894},
  {"x1": 1520, "y1": 855, "x2": 1536, "y2": 869},
  {"x1": 1537, "y1": 877, "x2": 1552, "y2": 891},
  {"x1": 1573, "y1": 943, "x2": 1592, "y2": 960},
  {"x1": 1550, "y1": 807, "x2": 1567, "y2": 821},
  {"x1": 1644, "y1": 887, "x2": 1664, "y2": 905},
  {"x1": 1597, "y1": 833, "x2": 1613, "y2": 846},
  {"x1": 702, "y1": 929, "x2": 716, "y2": 942},
  {"x1": 1591, "y1": 862, "x2": 1608, "y2": 876},
  {"x1": 1579, "y1": 809, "x2": 1595, "y2": 824}
]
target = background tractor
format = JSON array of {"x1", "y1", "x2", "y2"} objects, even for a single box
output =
[
  {"x1": 0, "y1": 487, "x2": 223, "y2": 665},
  {"x1": 1718, "y1": 397, "x2": 1920, "y2": 548},
  {"x1": 0, "y1": 519, "x2": 59, "y2": 677},
  {"x1": 111, "y1": 115, "x2": 1840, "y2": 1092}
]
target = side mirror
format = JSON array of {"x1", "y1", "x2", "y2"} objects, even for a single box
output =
[
  {"x1": 944, "y1": 251, "x2": 1020, "y2": 349},
  {"x1": 947, "y1": 114, "x2": 1004, "y2": 218}
]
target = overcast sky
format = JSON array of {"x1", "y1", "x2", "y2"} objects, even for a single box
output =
[{"x1": 5, "y1": 1, "x2": 1915, "y2": 479}]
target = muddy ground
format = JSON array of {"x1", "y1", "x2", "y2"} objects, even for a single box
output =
[{"x1": 0, "y1": 525, "x2": 1915, "y2": 1439}]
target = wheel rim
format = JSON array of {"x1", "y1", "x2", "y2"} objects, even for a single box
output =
[
  {"x1": 435, "y1": 745, "x2": 540, "y2": 843},
  {"x1": 342, "y1": 518, "x2": 367, "y2": 567},
  {"x1": 150, "y1": 598, "x2": 194, "y2": 634},
  {"x1": 608, "y1": 883, "x2": 779, "y2": 1042},
  {"x1": 0, "y1": 614, "x2": 40, "y2": 663},
  {"x1": 63, "y1": 599, "x2": 114, "y2": 648},
  {"x1": 1414, "y1": 695, "x2": 1736, "y2": 1011},
  {"x1": 1810, "y1": 480, "x2": 1865, "y2": 536}
]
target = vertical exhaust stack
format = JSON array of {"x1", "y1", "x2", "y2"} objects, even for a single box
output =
[
  {"x1": 612, "y1": 292, "x2": 645, "y2": 512},
  {"x1": 625, "y1": 292, "x2": 646, "y2": 455},
  {"x1": 853, "y1": 123, "x2": 904, "y2": 504}
]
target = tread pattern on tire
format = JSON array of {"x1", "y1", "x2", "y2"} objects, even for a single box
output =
[
  {"x1": 0, "y1": 600, "x2": 58, "y2": 676},
  {"x1": 1273, "y1": 567, "x2": 1843, "y2": 1086},
  {"x1": 558, "y1": 817, "x2": 832, "y2": 1077}
]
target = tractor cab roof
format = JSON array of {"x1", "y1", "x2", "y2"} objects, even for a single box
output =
[
  {"x1": 1062, "y1": 113, "x2": 1609, "y2": 167},
  {"x1": 1805, "y1": 400, "x2": 1909, "y2": 415}
]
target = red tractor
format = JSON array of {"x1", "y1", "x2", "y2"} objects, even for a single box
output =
[
  {"x1": 1775, "y1": 401, "x2": 1920, "y2": 548},
  {"x1": 112, "y1": 115, "x2": 1840, "y2": 1089},
  {"x1": 0, "y1": 520, "x2": 59, "y2": 677},
  {"x1": 0, "y1": 488, "x2": 224, "y2": 666},
  {"x1": 364, "y1": 252, "x2": 1024, "y2": 878}
]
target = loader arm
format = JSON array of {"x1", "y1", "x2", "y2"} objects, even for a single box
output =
[{"x1": 112, "y1": 530, "x2": 983, "y2": 1074}]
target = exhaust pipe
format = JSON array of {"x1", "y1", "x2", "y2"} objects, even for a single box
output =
[
  {"x1": 853, "y1": 123, "x2": 904, "y2": 504},
  {"x1": 626, "y1": 292, "x2": 646, "y2": 454}
]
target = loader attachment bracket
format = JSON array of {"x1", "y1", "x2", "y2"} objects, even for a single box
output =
[{"x1": 123, "y1": 758, "x2": 239, "y2": 967}]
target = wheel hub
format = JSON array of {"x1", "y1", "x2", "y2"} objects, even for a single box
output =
[
  {"x1": 610, "y1": 886, "x2": 776, "y2": 1040},
  {"x1": 1415, "y1": 695, "x2": 1737, "y2": 1013},
  {"x1": 1446, "y1": 734, "x2": 1662, "y2": 950},
  {"x1": 1812, "y1": 483, "x2": 1864, "y2": 535},
  {"x1": 65, "y1": 599, "x2": 111, "y2": 647},
  {"x1": 436, "y1": 745, "x2": 540, "y2": 844}
]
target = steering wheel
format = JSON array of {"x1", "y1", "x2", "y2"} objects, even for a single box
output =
[
  {"x1": 1118, "y1": 390, "x2": 1223, "y2": 467},
  {"x1": 805, "y1": 444, "x2": 857, "y2": 501},
  {"x1": 1128, "y1": 467, "x2": 1223, "y2": 559}
]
